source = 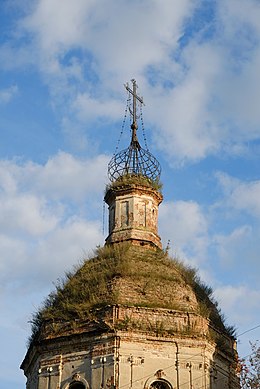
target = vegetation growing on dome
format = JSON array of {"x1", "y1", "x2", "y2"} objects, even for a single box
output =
[
  {"x1": 28, "y1": 243, "x2": 236, "y2": 347},
  {"x1": 106, "y1": 174, "x2": 163, "y2": 192},
  {"x1": 172, "y1": 258, "x2": 237, "y2": 339}
]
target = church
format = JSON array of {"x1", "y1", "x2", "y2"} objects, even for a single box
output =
[{"x1": 21, "y1": 80, "x2": 240, "y2": 389}]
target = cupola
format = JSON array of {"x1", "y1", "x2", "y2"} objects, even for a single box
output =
[{"x1": 104, "y1": 79, "x2": 163, "y2": 248}]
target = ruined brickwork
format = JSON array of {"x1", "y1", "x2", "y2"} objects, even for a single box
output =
[
  {"x1": 23, "y1": 335, "x2": 238, "y2": 389},
  {"x1": 21, "y1": 302, "x2": 239, "y2": 389},
  {"x1": 104, "y1": 182, "x2": 162, "y2": 249}
]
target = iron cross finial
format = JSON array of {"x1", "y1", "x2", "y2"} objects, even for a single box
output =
[
  {"x1": 107, "y1": 80, "x2": 161, "y2": 182},
  {"x1": 124, "y1": 79, "x2": 145, "y2": 141}
]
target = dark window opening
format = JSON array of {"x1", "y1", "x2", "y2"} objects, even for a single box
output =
[
  {"x1": 150, "y1": 380, "x2": 172, "y2": 389},
  {"x1": 69, "y1": 382, "x2": 85, "y2": 389}
]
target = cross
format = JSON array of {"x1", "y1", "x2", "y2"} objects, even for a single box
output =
[{"x1": 124, "y1": 79, "x2": 145, "y2": 131}]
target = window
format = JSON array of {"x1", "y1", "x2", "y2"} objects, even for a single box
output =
[
  {"x1": 139, "y1": 202, "x2": 146, "y2": 227},
  {"x1": 121, "y1": 201, "x2": 129, "y2": 227},
  {"x1": 149, "y1": 380, "x2": 172, "y2": 389},
  {"x1": 109, "y1": 206, "x2": 115, "y2": 233},
  {"x1": 69, "y1": 382, "x2": 85, "y2": 389}
]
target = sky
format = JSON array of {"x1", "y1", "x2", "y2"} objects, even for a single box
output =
[{"x1": 0, "y1": 0, "x2": 260, "y2": 387}]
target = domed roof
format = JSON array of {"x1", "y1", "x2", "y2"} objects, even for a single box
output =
[
  {"x1": 30, "y1": 244, "x2": 232, "y2": 344},
  {"x1": 27, "y1": 81, "x2": 235, "y2": 354},
  {"x1": 108, "y1": 144, "x2": 161, "y2": 182}
]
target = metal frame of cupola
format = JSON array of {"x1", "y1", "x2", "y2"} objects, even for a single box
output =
[{"x1": 105, "y1": 79, "x2": 163, "y2": 249}]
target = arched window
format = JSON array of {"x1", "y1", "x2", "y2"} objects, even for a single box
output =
[
  {"x1": 69, "y1": 382, "x2": 85, "y2": 389},
  {"x1": 149, "y1": 380, "x2": 172, "y2": 389}
]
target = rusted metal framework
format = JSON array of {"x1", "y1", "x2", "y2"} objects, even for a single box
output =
[
  {"x1": 108, "y1": 79, "x2": 161, "y2": 183},
  {"x1": 108, "y1": 144, "x2": 161, "y2": 182}
]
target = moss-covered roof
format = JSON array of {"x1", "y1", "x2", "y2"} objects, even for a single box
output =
[
  {"x1": 29, "y1": 243, "x2": 235, "y2": 345},
  {"x1": 105, "y1": 174, "x2": 163, "y2": 193}
]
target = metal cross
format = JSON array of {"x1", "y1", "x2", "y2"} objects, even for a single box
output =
[{"x1": 124, "y1": 79, "x2": 145, "y2": 130}]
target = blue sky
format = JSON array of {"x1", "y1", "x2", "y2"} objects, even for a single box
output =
[{"x1": 0, "y1": 0, "x2": 260, "y2": 387}]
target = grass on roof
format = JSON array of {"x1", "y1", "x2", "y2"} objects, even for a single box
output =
[
  {"x1": 106, "y1": 174, "x2": 163, "y2": 193},
  {"x1": 28, "y1": 243, "x2": 236, "y2": 346}
]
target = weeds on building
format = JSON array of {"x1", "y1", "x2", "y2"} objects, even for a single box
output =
[{"x1": 29, "y1": 243, "x2": 236, "y2": 347}]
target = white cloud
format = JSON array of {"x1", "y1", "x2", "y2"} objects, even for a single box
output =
[
  {"x1": 0, "y1": 193, "x2": 58, "y2": 236},
  {"x1": 83, "y1": 0, "x2": 195, "y2": 82},
  {"x1": 214, "y1": 283, "x2": 260, "y2": 358},
  {"x1": 0, "y1": 152, "x2": 107, "y2": 294},
  {"x1": 30, "y1": 217, "x2": 102, "y2": 286},
  {"x1": 159, "y1": 199, "x2": 209, "y2": 265},
  {"x1": 148, "y1": 43, "x2": 222, "y2": 162},
  {"x1": 0, "y1": 162, "x2": 17, "y2": 193},
  {"x1": 2, "y1": 1, "x2": 260, "y2": 163},
  {"x1": 0, "y1": 151, "x2": 108, "y2": 387},
  {"x1": 210, "y1": 0, "x2": 260, "y2": 137},
  {"x1": 208, "y1": 173, "x2": 260, "y2": 275},
  {"x1": 0, "y1": 85, "x2": 18, "y2": 104},
  {"x1": 31, "y1": 152, "x2": 109, "y2": 201},
  {"x1": 0, "y1": 151, "x2": 109, "y2": 201},
  {"x1": 21, "y1": 0, "x2": 94, "y2": 54},
  {"x1": 214, "y1": 284, "x2": 260, "y2": 328},
  {"x1": 0, "y1": 217, "x2": 103, "y2": 294},
  {"x1": 213, "y1": 225, "x2": 254, "y2": 267},
  {"x1": 159, "y1": 173, "x2": 260, "y2": 289},
  {"x1": 218, "y1": 0, "x2": 260, "y2": 40},
  {"x1": 0, "y1": 235, "x2": 28, "y2": 278},
  {"x1": 216, "y1": 172, "x2": 260, "y2": 217},
  {"x1": 21, "y1": 0, "x2": 195, "y2": 74},
  {"x1": 149, "y1": 0, "x2": 260, "y2": 162},
  {"x1": 231, "y1": 181, "x2": 260, "y2": 216},
  {"x1": 9, "y1": 0, "x2": 199, "y2": 156},
  {"x1": 73, "y1": 93, "x2": 122, "y2": 122}
]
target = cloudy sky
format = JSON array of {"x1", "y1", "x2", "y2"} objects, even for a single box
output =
[{"x1": 0, "y1": 0, "x2": 260, "y2": 387}]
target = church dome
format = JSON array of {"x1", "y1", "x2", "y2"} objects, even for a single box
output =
[
  {"x1": 28, "y1": 80, "x2": 234, "y2": 352},
  {"x1": 30, "y1": 244, "x2": 233, "y2": 349},
  {"x1": 22, "y1": 81, "x2": 239, "y2": 389}
]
